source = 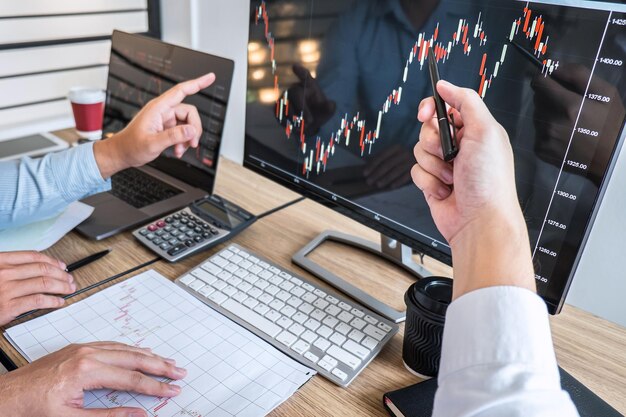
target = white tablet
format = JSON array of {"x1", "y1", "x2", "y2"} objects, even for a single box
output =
[{"x1": 0, "y1": 132, "x2": 69, "y2": 161}]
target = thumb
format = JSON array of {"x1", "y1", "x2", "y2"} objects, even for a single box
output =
[
  {"x1": 155, "y1": 124, "x2": 198, "y2": 149},
  {"x1": 74, "y1": 407, "x2": 147, "y2": 417},
  {"x1": 436, "y1": 80, "x2": 488, "y2": 124}
]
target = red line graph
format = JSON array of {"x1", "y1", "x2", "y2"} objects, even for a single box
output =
[{"x1": 255, "y1": 1, "x2": 560, "y2": 177}]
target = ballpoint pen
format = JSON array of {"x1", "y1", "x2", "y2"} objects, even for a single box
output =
[
  {"x1": 428, "y1": 47, "x2": 459, "y2": 162},
  {"x1": 65, "y1": 249, "x2": 111, "y2": 272}
]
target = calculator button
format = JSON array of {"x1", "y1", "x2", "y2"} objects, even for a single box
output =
[
  {"x1": 202, "y1": 232, "x2": 210, "y2": 238},
  {"x1": 181, "y1": 211, "x2": 189, "y2": 217},
  {"x1": 146, "y1": 233, "x2": 156, "y2": 240},
  {"x1": 188, "y1": 222, "x2": 197, "y2": 229},
  {"x1": 139, "y1": 229, "x2": 149, "y2": 236},
  {"x1": 153, "y1": 238, "x2": 164, "y2": 246},
  {"x1": 155, "y1": 230, "x2": 165, "y2": 236},
  {"x1": 156, "y1": 221, "x2": 166, "y2": 228},
  {"x1": 161, "y1": 233, "x2": 172, "y2": 240},
  {"x1": 164, "y1": 226, "x2": 173, "y2": 232},
  {"x1": 186, "y1": 230, "x2": 195, "y2": 237},
  {"x1": 184, "y1": 240, "x2": 196, "y2": 247},
  {"x1": 160, "y1": 243, "x2": 171, "y2": 251},
  {"x1": 210, "y1": 228, "x2": 219, "y2": 235},
  {"x1": 194, "y1": 236, "x2": 204, "y2": 243},
  {"x1": 173, "y1": 214, "x2": 181, "y2": 220},
  {"x1": 148, "y1": 225, "x2": 158, "y2": 232},
  {"x1": 180, "y1": 218, "x2": 189, "y2": 224},
  {"x1": 168, "y1": 244, "x2": 186, "y2": 256},
  {"x1": 168, "y1": 238, "x2": 178, "y2": 245},
  {"x1": 179, "y1": 226, "x2": 189, "y2": 233},
  {"x1": 165, "y1": 217, "x2": 173, "y2": 223},
  {"x1": 194, "y1": 227, "x2": 202, "y2": 233}
]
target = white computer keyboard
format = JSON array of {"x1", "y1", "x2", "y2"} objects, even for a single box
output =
[{"x1": 176, "y1": 244, "x2": 399, "y2": 387}]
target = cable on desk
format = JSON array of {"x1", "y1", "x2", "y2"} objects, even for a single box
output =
[
  {"x1": 13, "y1": 257, "x2": 160, "y2": 322},
  {"x1": 256, "y1": 196, "x2": 305, "y2": 220},
  {"x1": 0, "y1": 347, "x2": 16, "y2": 372}
]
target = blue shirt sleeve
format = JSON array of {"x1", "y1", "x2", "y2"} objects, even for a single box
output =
[{"x1": 0, "y1": 142, "x2": 111, "y2": 229}]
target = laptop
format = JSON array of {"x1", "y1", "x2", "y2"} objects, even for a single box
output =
[{"x1": 77, "y1": 31, "x2": 234, "y2": 240}]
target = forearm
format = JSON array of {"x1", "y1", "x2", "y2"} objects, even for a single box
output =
[
  {"x1": 449, "y1": 208, "x2": 535, "y2": 300},
  {"x1": 0, "y1": 143, "x2": 110, "y2": 229}
]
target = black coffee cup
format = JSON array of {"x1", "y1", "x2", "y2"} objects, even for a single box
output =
[{"x1": 403, "y1": 276, "x2": 453, "y2": 378}]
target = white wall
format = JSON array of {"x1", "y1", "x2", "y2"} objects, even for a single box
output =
[
  {"x1": 161, "y1": 0, "x2": 248, "y2": 164},
  {"x1": 161, "y1": 0, "x2": 626, "y2": 327}
]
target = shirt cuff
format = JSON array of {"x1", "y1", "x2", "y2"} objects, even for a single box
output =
[
  {"x1": 49, "y1": 142, "x2": 111, "y2": 203},
  {"x1": 439, "y1": 286, "x2": 560, "y2": 383}
]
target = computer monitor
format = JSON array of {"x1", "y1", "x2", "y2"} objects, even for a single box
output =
[{"x1": 244, "y1": 0, "x2": 626, "y2": 317}]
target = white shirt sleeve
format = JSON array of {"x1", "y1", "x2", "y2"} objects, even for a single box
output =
[{"x1": 433, "y1": 286, "x2": 579, "y2": 417}]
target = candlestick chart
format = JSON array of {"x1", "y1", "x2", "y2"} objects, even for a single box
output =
[{"x1": 254, "y1": 0, "x2": 561, "y2": 178}]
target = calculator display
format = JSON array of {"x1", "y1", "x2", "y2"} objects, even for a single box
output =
[{"x1": 197, "y1": 201, "x2": 242, "y2": 228}]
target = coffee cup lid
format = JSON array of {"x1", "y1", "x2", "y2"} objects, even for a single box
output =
[
  {"x1": 409, "y1": 277, "x2": 453, "y2": 316},
  {"x1": 68, "y1": 87, "x2": 106, "y2": 105}
]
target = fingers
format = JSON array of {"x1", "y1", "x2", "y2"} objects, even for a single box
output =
[
  {"x1": 9, "y1": 276, "x2": 75, "y2": 298},
  {"x1": 414, "y1": 143, "x2": 454, "y2": 185},
  {"x1": 0, "y1": 262, "x2": 73, "y2": 283},
  {"x1": 417, "y1": 97, "x2": 436, "y2": 123},
  {"x1": 173, "y1": 103, "x2": 203, "y2": 147},
  {"x1": 436, "y1": 80, "x2": 489, "y2": 124},
  {"x1": 418, "y1": 117, "x2": 445, "y2": 159},
  {"x1": 10, "y1": 293, "x2": 65, "y2": 314},
  {"x1": 92, "y1": 365, "x2": 182, "y2": 398},
  {"x1": 0, "y1": 251, "x2": 66, "y2": 270},
  {"x1": 93, "y1": 350, "x2": 186, "y2": 381},
  {"x1": 154, "y1": 125, "x2": 198, "y2": 157},
  {"x1": 292, "y1": 63, "x2": 312, "y2": 83},
  {"x1": 411, "y1": 163, "x2": 451, "y2": 200},
  {"x1": 159, "y1": 73, "x2": 216, "y2": 108},
  {"x1": 74, "y1": 406, "x2": 148, "y2": 417}
]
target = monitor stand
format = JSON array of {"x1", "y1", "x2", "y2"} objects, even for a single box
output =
[{"x1": 292, "y1": 230, "x2": 432, "y2": 323}]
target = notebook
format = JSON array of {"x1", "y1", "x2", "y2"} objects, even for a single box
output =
[
  {"x1": 5, "y1": 270, "x2": 315, "y2": 416},
  {"x1": 383, "y1": 367, "x2": 623, "y2": 417}
]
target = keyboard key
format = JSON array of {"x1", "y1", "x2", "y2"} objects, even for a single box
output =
[
  {"x1": 269, "y1": 266, "x2": 281, "y2": 274},
  {"x1": 364, "y1": 315, "x2": 378, "y2": 325},
  {"x1": 292, "y1": 312, "x2": 308, "y2": 324},
  {"x1": 290, "y1": 287, "x2": 305, "y2": 298},
  {"x1": 288, "y1": 323, "x2": 305, "y2": 336},
  {"x1": 303, "y1": 351, "x2": 319, "y2": 364},
  {"x1": 318, "y1": 359, "x2": 334, "y2": 373},
  {"x1": 269, "y1": 275, "x2": 284, "y2": 285},
  {"x1": 313, "y1": 338, "x2": 331, "y2": 352},
  {"x1": 348, "y1": 329, "x2": 365, "y2": 343},
  {"x1": 338, "y1": 311, "x2": 354, "y2": 323},
  {"x1": 317, "y1": 325, "x2": 333, "y2": 339},
  {"x1": 302, "y1": 283, "x2": 315, "y2": 292},
  {"x1": 230, "y1": 255, "x2": 243, "y2": 264},
  {"x1": 188, "y1": 280, "x2": 205, "y2": 291},
  {"x1": 265, "y1": 285, "x2": 280, "y2": 296},
  {"x1": 322, "y1": 316, "x2": 339, "y2": 329},
  {"x1": 329, "y1": 332, "x2": 346, "y2": 346},
  {"x1": 198, "y1": 286, "x2": 215, "y2": 298},
  {"x1": 258, "y1": 293, "x2": 273, "y2": 305},
  {"x1": 179, "y1": 275, "x2": 195, "y2": 285},
  {"x1": 313, "y1": 289, "x2": 327, "y2": 298},
  {"x1": 276, "y1": 317, "x2": 294, "y2": 330},
  {"x1": 311, "y1": 309, "x2": 326, "y2": 322},
  {"x1": 336, "y1": 323, "x2": 351, "y2": 335},
  {"x1": 254, "y1": 279, "x2": 269, "y2": 290},
  {"x1": 332, "y1": 368, "x2": 348, "y2": 381},
  {"x1": 222, "y1": 285, "x2": 237, "y2": 297},
  {"x1": 248, "y1": 288, "x2": 263, "y2": 298},
  {"x1": 279, "y1": 271, "x2": 291, "y2": 279},
  {"x1": 226, "y1": 276, "x2": 242, "y2": 287},
  {"x1": 291, "y1": 340, "x2": 310, "y2": 355},
  {"x1": 265, "y1": 309, "x2": 281, "y2": 323},
  {"x1": 276, "y1": 290, "x2": 291, "y2": 302},
  {"x1": 287, "y1": 297, "x2": 302, "y2": 308},
  {"x1": 259, "y1": 270, "x2": 273, "y2": 280},
  {"x1": 239, "y1": 282, "x2": 253, "y2": 293},
  {"x1": 350, "y1": 318, "x2": 367, "y2": 330},
  {"x1": 326, "y1": 295, "x2": 339, "y2": 304},
  {"x1": 211, "y1": 256, "x2": 228, "y2": 268},
  {"x1": 301, "y1": 292, "x2": 317, "y2": 304},
  {"x1": 276, "y1": 331, "x2": 298, "y2": 347},
  {"x1": 220, "y1": 250, "x2": 234, "y2": 259},
  {"x1": 239, "y1": 260, "x2": 253, "y2": 269},
  {"x1": 327, "y1": 345, "x2": 361, "y2": 370},
  {"x1": 232, "y1": 291, "x2": 247, "y2": 303},
  {"x1": 377, "y1": 322, "x2": 393, "y2": 333},
  {"x1": 325, "y1": 305, "x2": 341, "y2": 316},
  {"x1": 298, "y1": 303, "x2": 314, "y2": 315},
  {"x1": 269, "y1": 300, "x2": 285, "y2": 311},
  {"x1": 249, "y1": 265, "x2": 263, "y2": 275},
  {"x1": 301, "y1": 330, "x2": 318, "y2": 344},
  {"x1": 253, "y1": 303, "x2": 270, "y2": 316},
  {"x1": 364, "y1": 324, "x2": 386, "y2": 341},
  {"x1": 243, "y1": 298, "x2": 259, "y2": 309},
  {"x1": 222, "y1": 299, "x2": 281, "y2": 338},
  {"x1": 313, "y1": 299, "x2": 329, "y2": 310},
  {"x1": 321, "y1": 355, "x2": 338, "y2": 368},
  {"x1": 192, "y1": 269, "x2": 216, "y2": 285},
  {"x1": 280, "y1": 305, "x2": 297, "y2": 318},
  {"x1": 343, "y1": 340, "x2": 370, "y2": 360},
  {"x1": 290, "y1": 277, "x2": 303, "y2": 286},
  {"x1": 212, "y1": 280, "x2": 227, "y2": 291},
  {"x1": 279, "y1": 281, "x2": 295, "y2": 292},
  {"x1": 338, "y1": 302, "x2": 351, "y2": 311},
  {"x1": 208, "y1": 291, "x2": 228, "y2": 305},
  {"x1": 303, "y1": 319, "x2": 321, "y2": 331}
]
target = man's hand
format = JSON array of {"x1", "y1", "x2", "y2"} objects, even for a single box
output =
[
  {"x1": 412, "y1": 80, "x2": 535, "y2": 299},
  {"x1": 0, "y1": 251, "x2": 75, "y2": 326},
  {"x1": 0, "y1": 342, "x2": 186, "y2": 417},
  {"x1": 94, "y1": 73, "x2": 216, "y2": 178},
  {"x1": 287, "y1": 64, "x2": 336, "y2": 136}
]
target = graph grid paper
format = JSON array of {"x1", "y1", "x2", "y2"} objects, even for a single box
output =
[{"x1": 5, "y1": 270, "x2": 315, "y2": 417}]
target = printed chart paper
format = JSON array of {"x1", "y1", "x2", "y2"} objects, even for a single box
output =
[{"x1": 5, "y1": 270, "x2": 315, "y2": 416}]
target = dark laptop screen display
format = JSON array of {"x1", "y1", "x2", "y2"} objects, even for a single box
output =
[{"x1": 104, "y1": 31, "x2": 234, "y2": 193}]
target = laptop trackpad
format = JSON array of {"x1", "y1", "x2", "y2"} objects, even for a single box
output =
[{"x1": 78, "y1": 196, "x2": 147, "y2": 239}]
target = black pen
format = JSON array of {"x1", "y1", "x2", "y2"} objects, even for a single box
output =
[
  {"x1": 507, "y1": 37, "x2": 543, "y2": 69},
  {"x1": 66, "y1": 249, "x2": 111, "y2": 273},
  {"x1": 428, "y1": 47, "x2": 458, "y2": 162}
]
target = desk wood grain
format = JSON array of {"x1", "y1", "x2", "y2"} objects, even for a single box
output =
[{"x1": 1, "y1": 158, "x2": 624, "y2": 416}]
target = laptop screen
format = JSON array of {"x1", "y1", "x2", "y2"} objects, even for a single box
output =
[{"x1": 104, "y1": 31, "x2": 234, "y2": 193}]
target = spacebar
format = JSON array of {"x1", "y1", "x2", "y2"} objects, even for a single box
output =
[{"x1": 222, "y1": 299, "x2": 282, "y2": 338}]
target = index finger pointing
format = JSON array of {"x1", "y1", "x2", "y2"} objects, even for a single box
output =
[{"x1": 159, "y1": 73, "x2": 216, "y2": 107}]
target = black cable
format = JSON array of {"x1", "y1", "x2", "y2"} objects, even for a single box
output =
[
  {"x1": 0, "y1": 348, "x2": 16, "y2": 372},
  {"x1": 256, "y1": 196, "x2": 305, "y2": 220},
  {"x1": 13, "y1": 257, "x2": 160, "y2": 322}
]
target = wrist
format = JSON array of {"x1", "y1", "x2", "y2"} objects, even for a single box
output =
[
  {"x1": 93, "y1": 133, "x2": 127, "y2": 179},
  {"x1": 0, "y1": 373, "x2": 26, "y2": 417},
  {"x1": 450, "y1": 208, "x2": 535, "y2": 300}
]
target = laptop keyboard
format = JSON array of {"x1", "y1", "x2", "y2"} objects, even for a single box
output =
[
  {"x1": 111, "y1": 168, "x2": 183, "y2": 208},
  {"x1": 177, "y1": 244, "x2": 399, "y2": 387}
]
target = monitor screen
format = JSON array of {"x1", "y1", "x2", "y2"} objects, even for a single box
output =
[
  {"x1": 244, "y1": 0, "x2": 626, "y2": 313},
  {"x1": 105, "y1": 31, "x2": 234, "y2": 193}
]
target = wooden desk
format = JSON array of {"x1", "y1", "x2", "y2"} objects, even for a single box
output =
[{"x1": 1, "y1": 158, "x2": 625, "y2": 416}]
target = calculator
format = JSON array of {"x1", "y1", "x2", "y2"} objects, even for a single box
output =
[{"x1": 132, "y1": 195, "x2": 256, "y2": 262}]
